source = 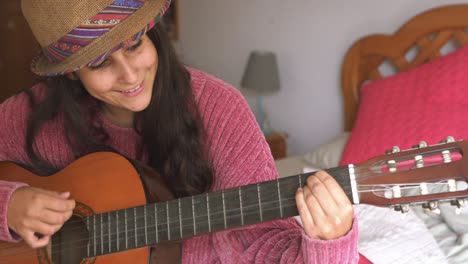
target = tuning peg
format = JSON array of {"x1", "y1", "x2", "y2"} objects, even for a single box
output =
[
  {"x1": 429, "y1": 201, "x2": 439, "y2": 211},
  {"x1": 414, "y1": 155, "x2": 424, "y2": 168},
  {"x1": 394, "y1": 204, "x2": 410, "y2": 214},
  {"x1": 385, "y1": 146, "x2": 400, "y2": 154},
  {"x1": 450, "y1": 199, "x2": 465, "y2": 215},
  {"x1": 440, "y1": 136, "x2": 455, "y2": 144},
  {"x1": 442, "y1": 150, "x2": 452, "y2": 163},
  {"x1": 387, "y1": 160, "x2": 397, "y2": 172},
  {"x1": 419, "y1": 182, "x2": 428, "y2": 195},
  {"x1": 423, "y1": 201, "x2": 441, "y2": 215},
  {"x1": 448, "y1": 179, "x2": 457, "y2": 192},
  {"x1": 412, "y1": 141, "x2": 428, "y2": 149}
]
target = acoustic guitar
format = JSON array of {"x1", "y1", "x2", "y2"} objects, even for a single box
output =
[{"x1": 0, "y1": 137, "x2": 467, "y2": 263}]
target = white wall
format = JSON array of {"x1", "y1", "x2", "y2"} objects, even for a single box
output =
[{"x1": 174, "y1": 0, "x2": 467, "y2": 155}]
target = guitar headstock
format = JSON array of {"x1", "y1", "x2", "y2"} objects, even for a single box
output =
[{"x1": 356, "y1": 137, "x2": 468, "y2": 214}]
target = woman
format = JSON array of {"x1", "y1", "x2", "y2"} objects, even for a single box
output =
[{"x1": 0, "y1": 0, "x2": 358, "y2": 263}]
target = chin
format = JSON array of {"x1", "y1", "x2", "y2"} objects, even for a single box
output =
[
  {"x1": 132, "y1": 91, "x2": 152, "y2": 112},
  {"x1": 131, "y1": 101, "x2": 152, "y2": 112}
]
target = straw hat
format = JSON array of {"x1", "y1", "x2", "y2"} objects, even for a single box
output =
[{"x1": 21, "y1": 0, "x2": 171, "y2": 76}]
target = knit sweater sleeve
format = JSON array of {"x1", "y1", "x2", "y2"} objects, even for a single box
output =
[
  {"x1": 0, "y1": 181, "x2": 28, "y2": 242},
  {"x1": 184, "y1": 69, "x2": 359, "y2": 264},
  {"x1": 0, "y1": 90, "x2": 35, "y2": 242}
]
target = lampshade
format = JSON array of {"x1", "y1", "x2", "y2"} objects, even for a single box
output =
[{"x1": 241, "y1": 51, "x2": 280, "y2": 95}]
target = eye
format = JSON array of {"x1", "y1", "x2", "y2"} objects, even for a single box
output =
[
  {"x1": 87, "y1": 39, "x2": 142, "y2": 71},
  {"x1": 88, "y1": 59, "x2": 109, "y2": 70},
  {"x1": 127, "y1": 39, "x2": 143, "y2": 51}
]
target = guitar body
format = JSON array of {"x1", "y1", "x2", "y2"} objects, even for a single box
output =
[{"x1": 0, "y1": 152, "x2": 151, "y2": 264}]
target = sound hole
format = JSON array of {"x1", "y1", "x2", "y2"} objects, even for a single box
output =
[{"x1": 51, "y1": 215, "x2": 88, "y2": 264}]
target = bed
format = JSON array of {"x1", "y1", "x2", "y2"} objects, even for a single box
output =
[{"x1": 275, "y1": 4, "x2": 468, "y2": 264}]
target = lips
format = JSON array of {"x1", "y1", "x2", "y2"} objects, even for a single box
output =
[{"x1": 120, "y1": 83, "x2": 142, "y2": 93}]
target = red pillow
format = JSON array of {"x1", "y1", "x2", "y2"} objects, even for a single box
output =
[{"x1": 340, "y1": 45, "x2": 468, "y2": 166}]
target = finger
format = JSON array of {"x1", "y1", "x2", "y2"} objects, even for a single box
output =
[
  {"x1": 58, "y1": 191, "x2": 71, "y2": 199},
  {"x1": 38, "y1": 209, "x2": 73, "y2": 225},
  {"x1": 295, "y1": 188, "x2": 318, "y2": 238},
  {"x1": 306, "y1": 175, "x2": 338, "y2": 212},
  {"x1": 301, "y1": 184, "x2": 328, "y2": 221},
  {"x1": 315, "y1": 171, "x2": 351, "y2": 206},
  {"x1": 32, "y1": 221, "x2": 62, "y2": 237},
  {"x1": 29, "y1": 188, "x2": 75, "y2": 212},
  {"x1": 30, "y1": 235, "x2": 50, "y2": 249},
  {"x1": 44, "y1": 197, "x2": 76, "y2": 212},
  {"x1": 295, "y1": 188, "x2": 314, "y2": 225},
  {"x1": 314, "y1": 172, "x2": 354, "y2": 223},
  {"x1": 22, "y1": 232, "x2": 50, "y2": 249}
]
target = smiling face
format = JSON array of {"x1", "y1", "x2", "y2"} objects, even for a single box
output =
[{"x1": 76, "y1": 35, "x2": 158, "y2": 127}]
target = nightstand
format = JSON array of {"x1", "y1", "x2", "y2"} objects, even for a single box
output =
[{"x1": 265, "y1": 132, "x2": 288, "y2": 159}]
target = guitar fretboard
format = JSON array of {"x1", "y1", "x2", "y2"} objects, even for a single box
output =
[{"x1": 84, "y1": 167, "x2": 352, "y2": 257}]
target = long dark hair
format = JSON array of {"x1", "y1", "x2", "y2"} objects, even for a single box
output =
[{"x1": 25, "y1": 24, "x2": 213, "y2": 197}]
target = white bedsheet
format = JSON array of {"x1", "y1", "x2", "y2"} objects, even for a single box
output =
[{"x1": 355, "y1": 205, "x2": 446, "y2": 264}]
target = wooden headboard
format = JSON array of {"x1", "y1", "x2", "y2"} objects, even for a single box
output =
[{"x1": 341, "y1": 4, "x2": 468, "y2": 131}]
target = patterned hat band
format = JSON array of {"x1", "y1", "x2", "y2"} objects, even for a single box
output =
[
  {"x1": 28, "y1": 0, "x2": 171, "y2": 76},
  {"x1": 87, "y1": 18, "x2": 157, "y2": 68}
]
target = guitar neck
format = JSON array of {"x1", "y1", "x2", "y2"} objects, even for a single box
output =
[{"x1": 83, "y1": 167, "x2": 353, "y2": 257}]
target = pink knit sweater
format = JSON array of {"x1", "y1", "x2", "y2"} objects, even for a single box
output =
[{"x1": 0, "y1": 68, "x2": 358, "y2": 263}]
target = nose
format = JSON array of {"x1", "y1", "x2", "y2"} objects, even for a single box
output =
[{"x1": 116, "y1": 56, "x2": 138, "y2": 84}]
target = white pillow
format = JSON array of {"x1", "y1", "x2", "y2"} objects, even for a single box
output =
[{"x1": 302, "y1": 132, "x2": 350, "y2": 169}]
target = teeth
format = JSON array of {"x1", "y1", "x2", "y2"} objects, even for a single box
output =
[{"x1": 121, "y1": 85, "x2": 140, "y2": 93}]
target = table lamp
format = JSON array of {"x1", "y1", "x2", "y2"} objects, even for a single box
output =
[{"x1": 241, "y1": 50, "x2": 280, "y2": 135}]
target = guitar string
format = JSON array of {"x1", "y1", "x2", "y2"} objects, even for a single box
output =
[
  {"x1": 6, "y1": 166, "x2": 356, "y2": 236},
  {"x1": 0, "y1": 181, "x2": 458, "y2": 259},
  {"x1": 41, "y1": 161, "x2": 454, "y2": 230},
  {"x1": 33, "y1": 181, "x2": 455, "y2": 241},
  {"x1": 0, "y1": 167, "x2": 368, "y2": 258},
  {"x1": 2, "y1": 184, "x2": 463, "y2": 260},
  {"x1": 0, "y1": 166, "x2": 343, "y2": 234},
  {"x1": 10, "y1": 153, "x2": 452, "y2": 231},
  {"x1": 0, "y1": 192, "x2": 359, "y2": 259},
  {"x1": 0, "y1": 165, "x2": 456, "y2": 256},
  {"x1": 0, "y1": 159, "x2": 461, "y2": 258}
]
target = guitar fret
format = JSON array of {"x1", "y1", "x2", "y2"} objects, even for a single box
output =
[
  {"x1": 134, "y1": 208, "x2": 137, "y2": 247},
  {"x1": 192, "y1": 196, "x2": 197, "y2": 235},
  {"x1": 125, "y1": 209, "x2": 128, "y2": 249},
  {"x1": 277, "y1": 179, "x2": 283, "y2": 218},
  {"x1": 107, "y1": 213, "x2": 111, "y2": 253},
  {"x1": 178, "y1": 199, "x2": 183, "y2": 238},
  {"x1": 144, "y1": 206, "x2": 148, "y2": 245},
  {"x1": 223, "y1": 189, "x2": 242, "y2": 228},
  {"x1": 85, "y1": 217, "x2": 90, "y2": 257},
  {"x1": 206, "y1": 193, "x2": 211, "y2": 232},
  {"x1": 257, "y1": 184, "x2": 263, "y2": 222},
  {"x1": 241, "y1": 185, "x2": 262, "y2": 225},
  {"x1": 93, "y1": 215, "x2": 97, "y2": 256},
  {"x1": 116, "y1": 211, "x2": 120, "y2": 251},
  {"x1": 239, "y1": 187, "x2": 244, "y2": 225},
  {"x1": 100, "y1": 214, "x2": 103, "y2": 255},
  {"x1": 278, "y1": 176, "x2": 302, "y2": 218},
  {"x1": 154, "y1": 203, "x2": 159, "y2": 243},
  {"x1": 166, "y1": 202, "x2": 171, "y2": 240},
  {"x1": 222, "y1": 190, "x2": 227, "y2": 229},
  {"x1": 193, "y1": 194, "x2": 208, "y2": 234}
]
